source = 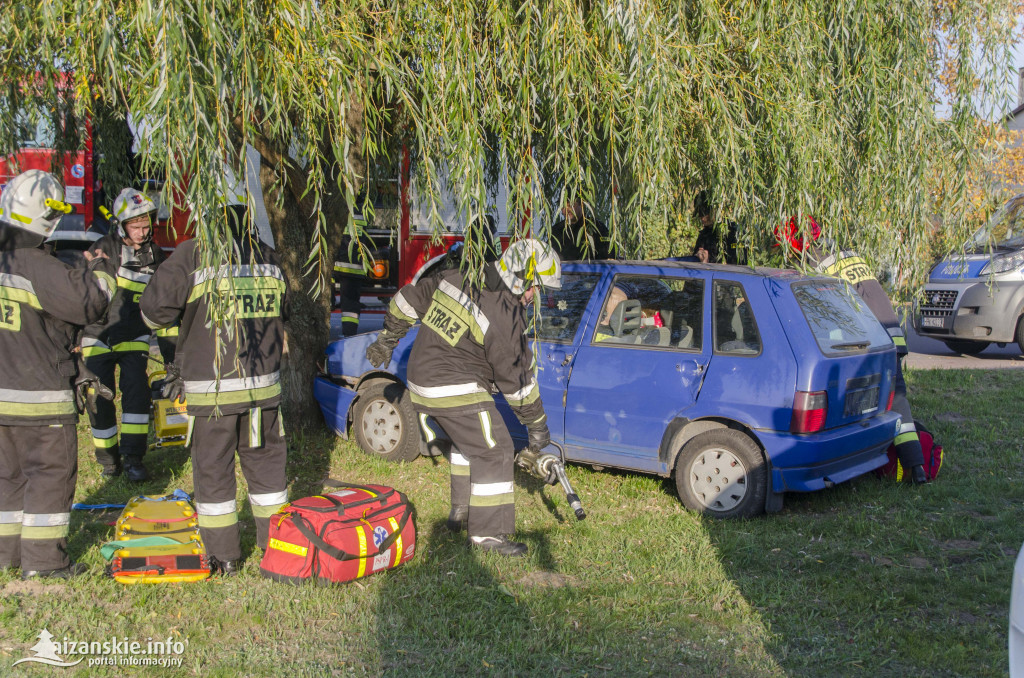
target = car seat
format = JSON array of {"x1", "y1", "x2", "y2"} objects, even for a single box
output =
[{"x1": 607, "y1": 299, "x2": 642, "y2": 342}]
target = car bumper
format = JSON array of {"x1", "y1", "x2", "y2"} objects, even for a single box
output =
[
  {"x1": 314, "y1": 375, "x2": 357, "y2": 439},
  {"x1": 759, "y1": 411, "x2": 900, "y2": 492},
  {"x1": 915, "y1": 280, "x2": 1024, "y2": 343}
]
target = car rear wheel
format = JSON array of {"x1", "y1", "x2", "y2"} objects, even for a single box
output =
[
  {"x1": 1015, "y1": 315, "x2": 1024, "y2": 354},
  {"x1": 352, "y1": 381, "x2": 421, "y2": 463},
  {"x1": 942, "y1": 339, "x2": 988, "y2": 356},
  {"x1": 673, "y1": 429, "x2": 766, "y2": 519}
]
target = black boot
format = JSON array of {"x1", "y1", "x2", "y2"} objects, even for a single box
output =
[
  {"x1": 22, "y1": 562, "x2": 88, "y2": 580},
  {"x1": 212, "y1": 558, "x2": 239, "y2": 577},
  {"x1": 910, "y1": 464, "x2": 929, "y2": 485},
  {"x1": 123, "y1": 456, "x2": 149, "y2": 482},
  {"x1": 446, "y1": 505, "x2": 469, "y2": 532},
  {"x1": 469, "y1": 535, "x2": 528, "y2": 557},
  {"x1": 101, "y1": 459, "x2": 122, "y2": 477}
]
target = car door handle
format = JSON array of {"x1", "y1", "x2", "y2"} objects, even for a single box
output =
[
  {"x1": 560, "y1": 354, "x2": 574, "y2": 366},
  {"x1": 677, "y1": 362, "x2": 703, "y2": 373}
]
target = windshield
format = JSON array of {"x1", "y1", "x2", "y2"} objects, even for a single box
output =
[
  {"x1": 968, "y1": 195, "x2": 1024, "y2": 251},
  {"x1": 792, "y1": 280, "x2": 892, "y2": 356}
]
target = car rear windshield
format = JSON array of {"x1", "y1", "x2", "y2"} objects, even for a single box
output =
[{"x1": 791, "y1": 280, "x2": 892, "y2": 355}]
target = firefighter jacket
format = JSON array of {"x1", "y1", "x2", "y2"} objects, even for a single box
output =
[
  {"x1": 378, "y1": 264, "x2": 547, "y2": 428},
  {"x1": 81, "y1": 230, "x2": 168, "y2": 356},
  {"x1": 0, "y1": 233, "x2": 116, "y2": 425},
  {"x1": 139, "y1": 238, "x2": 289, "y2": 417},
  {"x1": 806, "y1": 245, "x2": 907, "y2": 355}
]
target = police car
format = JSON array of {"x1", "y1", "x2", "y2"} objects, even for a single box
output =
[
  {"x1": 315, "y1": 260, "x2": 902, "y2": 518},
  {"x1": 914, "y1": 194, "x2": 1024, "y2": 355}
]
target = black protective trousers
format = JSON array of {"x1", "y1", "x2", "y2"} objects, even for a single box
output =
[
  {"x1": 0, "y1": 424, "x2": 77, "y2": 571},
  {"x1": 85, "y1": 350, "x2": 151, "y2": 467},
  {"x1": 891, "y1": 360, "x2": 925, "y2": 473},
  {"x1": 425, "y1": 404, "x2": 516, "y2": 539},
  {"x1": 190, "y1": 408, "x2": 288, "y2": 562}
]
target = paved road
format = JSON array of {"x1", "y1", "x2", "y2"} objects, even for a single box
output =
[
  {"x1": 333, "y1": 306, "x2": 1024, "y2": 370},
  {"x1": 903, "y1": 321, "x2": 1024, "y2": 370}
]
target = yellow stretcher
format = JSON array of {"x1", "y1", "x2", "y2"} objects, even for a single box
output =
[{"x1": 105, "y1": 491, "x2": 212, "y2": 584}]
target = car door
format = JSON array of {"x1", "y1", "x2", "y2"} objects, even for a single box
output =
[
  {"x1": 494, "y1": 270, "x2": 603, "y2": 446},
  {"x1": 562, "y1": 266, "x2": 712, "y2": 473}
]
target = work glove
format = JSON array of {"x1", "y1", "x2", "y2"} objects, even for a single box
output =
[
  {"x1": 74, "y1": 363, "x2": 114, "y2": 416},
  {"x1": 366, "y1": 338, "x2": 394, "y2": 368},
  {"x1": 527, "y1": 422, "x2": 551, "y2": 453},
  {"x1": 162, "y1": 362, "x2": 186, "y2": 403}
]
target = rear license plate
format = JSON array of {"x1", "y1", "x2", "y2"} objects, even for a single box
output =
[
  {"x1": 844, "y1": 387, "x2": 880, "y2": 417},
  {"x1": 922, "y1": 317, "x2": 944, "y2": 328}
]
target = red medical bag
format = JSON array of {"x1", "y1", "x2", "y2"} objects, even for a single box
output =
[
  {"x1": 259, "y1": 483, "x2": 415, "y2": 584},
  {"x1": 876, "y1": 420, "x2": 943, "y2": 482}
]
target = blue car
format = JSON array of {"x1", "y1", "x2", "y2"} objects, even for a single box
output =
[{"x1": 315, "y1": 261, "x2": 902, "y2": 518}]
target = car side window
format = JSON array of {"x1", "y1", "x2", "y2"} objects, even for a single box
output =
[
  {"x1": 591, "y1": 274, "x2": 703, "y2": 350},
  {"x1": 528, "y1": 273, "x2": 600, "y2": 342},
  {"x1": 713, "y1": 280, "x2": 761, "y2": 355}
]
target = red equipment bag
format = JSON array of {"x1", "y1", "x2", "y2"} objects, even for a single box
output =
[
  {"x1": 259, "y1": 482, "x2": 416, "y2": 584},
  {"x1": 876, "y1": 420, "x2": 943, "y2": 481}
]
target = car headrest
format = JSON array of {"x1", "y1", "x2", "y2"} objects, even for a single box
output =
[{"x1": 609, "y1": 299, "x2": 642, "y2": 336}]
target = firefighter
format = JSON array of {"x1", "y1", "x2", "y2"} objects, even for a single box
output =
[
  {"x1": 365, "y1": 239, "x2": 559, "y2": 557},
  {"x1": 775, "y1": 216, "x2": 928, "y2": 484},
  {"x1": 139, "y1": 175, "x2": 289, "y2": 575},
  {"x1": 332, "y1": 232, "x2": 368, "y2": 337},
  {"x1": 0, "y1": 170, "x2": 116, "y2": 579},
  {"x1": 82, "y1": 188, "x2": 171, "y2": 481}
]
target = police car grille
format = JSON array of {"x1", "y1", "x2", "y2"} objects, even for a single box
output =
[{"x1": 920, "y1": 289, "x2": 957, "y2": 312}]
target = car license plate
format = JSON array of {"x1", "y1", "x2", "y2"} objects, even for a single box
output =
[
  {"x1": 844, "y1": 387, "x2": 880, "y2": 417},
  {"x1": 922, "y1": 317, "x2": 944, "y2": 328}
]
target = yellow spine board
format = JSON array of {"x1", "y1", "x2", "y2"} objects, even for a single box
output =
[{"x1": 110, "y1": 493, "x2": 211, "y2": 584}]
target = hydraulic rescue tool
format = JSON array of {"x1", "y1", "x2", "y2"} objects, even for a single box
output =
[{"x1": 515, "y1": 442, "x2": 586, "y2": 521}]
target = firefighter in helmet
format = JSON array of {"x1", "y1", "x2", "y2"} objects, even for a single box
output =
[
  {"x1": 0, "y1": 170, "x2": 116, "y2": 578},
  {"x1": 82, "y1": 188, "x2": 173, "y2": 481},
  {"x1": 139, "y1": 169, "x2": 290, "y2": 575},
  {"x1": 774, "y1": 215, "x2": 928, "y2": 484},
  {"x1": 365, "y1": 238, "x2": 559, "y2": 557}
]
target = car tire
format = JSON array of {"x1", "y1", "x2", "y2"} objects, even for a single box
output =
[
  {"x1": 673, "y1": 429, "x2": 766, "y2": 519},
  {"x1": 1015, "y1": 315, "x2": 1024, "y2": 354},
  {"x1": 942, "y1": 339, "x2": 988, "y2": 356},
  {"x1": 351, "y1": 381, "x2": 421, "y2": 463}
]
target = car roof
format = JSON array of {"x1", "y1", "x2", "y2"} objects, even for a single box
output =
[{"x1": 560, "y1": 258, "x2": 824, "y2": 282}]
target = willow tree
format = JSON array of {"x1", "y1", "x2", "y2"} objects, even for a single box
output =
[{"x1": 0, "y1": 0, "x2": 1016, "y2": 429}]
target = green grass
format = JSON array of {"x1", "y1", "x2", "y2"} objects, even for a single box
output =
[{"x1": 1, "y1": 368, "x2": 1020, "y2": 676}]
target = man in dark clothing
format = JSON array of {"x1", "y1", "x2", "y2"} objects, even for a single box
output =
[
  {"x1": 692, "y1": 191, "x2": 740, "y2": 264},
  {"x1": 0, "y1": 170, "x2": 116, "y2": 579},
  {"x1": 82, "y1": 188, "x2": 171, "y2": 481},
  {"x1": 550, "y1": 196, "x2": 612, "y2": 261},
  {"x1": 775, "y1": 216, "x2": 928, "y2": 484},
  {"x1": 365, "y1": 239, "x2": 559, "y2": 557},
  {"x1": 140, "y1": 181, "x2": 290, "y2": 575}
]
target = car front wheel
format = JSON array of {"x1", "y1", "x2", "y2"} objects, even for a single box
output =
[
  {"x1": 942, "y1": 338, "x2": 988, "y2": 355},
  {"x1": 351, "y1": 381, "x2": 421, "y2": 463},
  {"x1": 673, "y1": 429, "x2": 766, "y2": 519}
]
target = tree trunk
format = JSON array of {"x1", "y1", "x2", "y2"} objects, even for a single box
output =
[{"x1": 259, "y1": 165, "x2": 336, "y2": 431}]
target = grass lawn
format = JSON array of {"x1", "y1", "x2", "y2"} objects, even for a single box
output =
[{"x1": 0, "y1": 368, "x2": 1020, "y2": 676}]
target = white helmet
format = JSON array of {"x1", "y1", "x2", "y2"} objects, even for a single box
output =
[
  {"x1": 497, "y1": 238, "x2": 562, "y2": 294},
  {"x1": 112, "y1": 187, "x2": 157, "y2": 238},
  {"x1": 0, "y1": 170, "x2": 69, "y2": 238}
]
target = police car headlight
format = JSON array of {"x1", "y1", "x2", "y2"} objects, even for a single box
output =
[{"x1": 979, "y1": 249, "x2": 1024, "y2": 275}]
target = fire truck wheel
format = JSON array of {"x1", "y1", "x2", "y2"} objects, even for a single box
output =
[{"x1": 352, "y1": 381, "x2": 421, "y2": 463}]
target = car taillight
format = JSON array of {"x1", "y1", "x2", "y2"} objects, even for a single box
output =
[
  {"x1": 886, "y1": 387, "x2": 895, "y2": 411},
  {"x1": 791, "y1": 391, "x2": 828, "y2": 433}
]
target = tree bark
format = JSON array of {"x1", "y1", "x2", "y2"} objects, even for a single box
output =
[{"x1": 245, "y1": 114, "x2": 364, "y2": 431}]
